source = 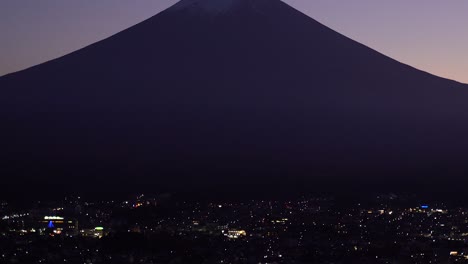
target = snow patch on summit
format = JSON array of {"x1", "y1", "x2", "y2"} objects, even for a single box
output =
[{"x1": 170, "y1": 0, "x2": 241, "y2": 14}]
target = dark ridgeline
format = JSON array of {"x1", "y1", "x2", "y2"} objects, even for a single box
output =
[{"x1": 0, "y1": 0, "x2": 467, "y2": 199}]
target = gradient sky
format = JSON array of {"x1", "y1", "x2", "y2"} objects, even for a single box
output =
[{"x1": 0, "y1": 0, "x2": 467, "y2": 83}]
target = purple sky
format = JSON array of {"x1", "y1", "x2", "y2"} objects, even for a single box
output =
[{"x1": 1, "y1": 0, "x2": 467, "y2": 83}]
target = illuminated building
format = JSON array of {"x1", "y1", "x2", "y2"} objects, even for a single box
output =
[
  {"x1": 39, "y1": 216, "x2": 78, "y2": 235},
  {"x1": 81, "y1": 227, "x2": 106, "y2": 238},
  {"x1": 223, "y1": 229, "x2": 247, "y2": 239},
  {"x1": 272, "y1": 218, "x2": 289, "y2": 224}
]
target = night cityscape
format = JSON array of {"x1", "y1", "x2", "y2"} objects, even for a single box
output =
[
  {"x1": 2, "y1": 0, "x2": 468, "y2": 263},
  {"x1": 1, "y1": 194, "x2": 468, "y2": 263}
]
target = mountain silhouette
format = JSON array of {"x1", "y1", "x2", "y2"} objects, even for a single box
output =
[{"x1": 1, "y1": 0, "x2": 467, "y2": 197}]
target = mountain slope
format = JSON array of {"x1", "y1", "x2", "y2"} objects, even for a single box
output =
[{"x1": 1, "y1": 0, "x2": 467, "y2": 195}]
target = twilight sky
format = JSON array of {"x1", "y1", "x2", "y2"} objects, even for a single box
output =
[{"x1": 0, "y1": 0, "x2": 467, "y2": 83}]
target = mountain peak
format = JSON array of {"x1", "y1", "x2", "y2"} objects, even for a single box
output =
[
  {"x1": 169, "y1": 0, "x2": 277, "y2": 14},
  {"x1": 1, "y1": 0, "x2": 468, "y2": 192}
]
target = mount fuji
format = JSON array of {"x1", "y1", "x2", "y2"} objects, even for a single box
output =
[{"x1": 1, "y1": 0, "x2": 467, "y2": 196}]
